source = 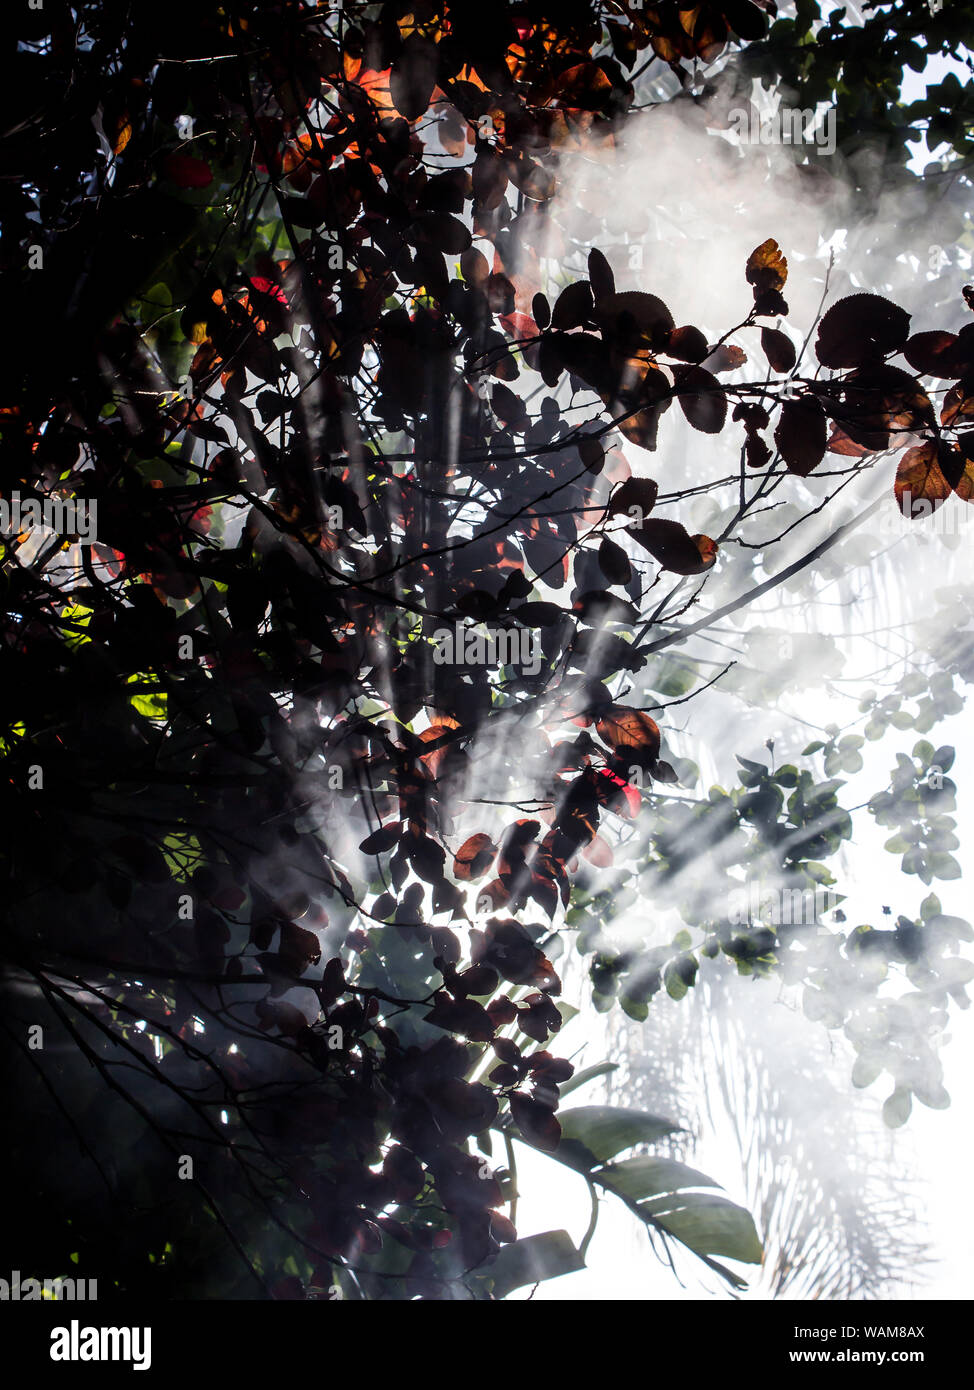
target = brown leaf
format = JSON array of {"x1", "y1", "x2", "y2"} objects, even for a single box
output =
[
  {"x1": 827, "y1": 425, "x2": 872, "y2": 457},
  {"x1": 359, "y1": 822, "x2": 402, "y2": 855},
  {"x1": 761, "y1": 327, "x2": 797, "y2": 373},
  {"x1": 815, "y1": 293, "x2": 911, "y2": 369},
  {"x1": 460, "y1": 247, "x2": 490, "y2": 288},
  {"x1": 629, "y1": 517, "x2": 719, "y2": 574},
  {"x1": 745, "y1": 434, "x2": 772, "y2": 469},
  {"x1": 893, "y1": 441, "x2": 951, "y2": 517},
  {"x1": 704, "y1": 344, "x2": 747, "y2": 373},
  {"x1": 597, "y1": 535, "x2": 632, "y2": 585},
  {"x1": 902, "y1": 330, "x2": 967, "y2": 379},
  {"x1": 595, "y1": 291, "x2": 674, "y2": 352},
  {"x1": 674, "y1": 364, "x2": 727, "y2": 433},
  {"x1": 774, "y1": 397, "x2": 827, "y2": 476},
  {"x1": 609, "y1": 475, "x2": 658, "y2": 522},
  {"x1": 667, "y1": 325, "x2": 710, "y2": 363}
]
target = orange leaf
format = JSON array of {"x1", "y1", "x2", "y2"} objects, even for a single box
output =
[
  {"x1": 454, "y1": 834, "x2": 498, "y2": 881},
  {"x1": 746, "y1": 239, "x2": 788, "y2": 293},
  {"x1": 596, "y1": 708, "x2": 661, "y2": 761}
]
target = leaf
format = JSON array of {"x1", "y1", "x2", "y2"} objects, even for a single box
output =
[
  {"x1": 883, "y1": 1088, "x2": 912, "y2": 1128},
  {"x1": 705, "y1": 343, "x2": 748, "y2": 373},
  {"x1": 673, "y1": 365, "x2": 726, "y2": 433},
  {"x1": 279, "y1": 922, "x2": 322, "y2": 975},
  {"x1": 594, "y1": 292, "x2": 674, "y2": 351},
  {"x1": 551, "y1": 280, "x2": 594, "y2": 332},
  {"x1": 894, "y1": 442, "x2": 951, "y2": 517},
  {"x1": 746, "y1": 239, "x2": 788, "y2": 293},
  {"x1": 411, "y1": 212, "x2": 472, "y2": 255},
  {"x1": 359, "y1": 822, "x2": 402, "y2": 855},
  {"x1": 162, "y1": 153, "x2": 213, "y2": 188},
  {"x1": 650, "y1": 1193, "x2": 763, "y2": 1265},
  {"x1": 491, "y1": 382, "x2": 528, "y2": 431},
  {"x1": 851, "y1": 1053, "x2": 883, "y2": 1089},
  {"x1": 454, "y1": 833, "x2": 497, "y2": 881},
  {"x1": 425, "y1": 993, "x2": 495, "y2": 1042},
  {"x1": 774, "y1": 397, "x2": 827, "y2": 476},
  {"x1": 815, "y1": 293, "x2": 911, "y2": 369},
  {"x1": 510, "y1": 1092, "x2": 562, "y2": 1152},
  {"x1": 761, "y1": 327, "x2": 797, "y2": 373},
  {"x1": 745, "y1": 434, "x2": 771, "y2": 469},
  {"x1": 903, "y1": 330, "x2": 966, "y2": 378},
  {"x1": 598, "y1": 535, "x2": 632, "y2": 585},
  {"x1": 556, "y1": 1105, "x2": 680, "y2": 1166},
  {"x1": 588, "y1": 248, "x2": 615, "y2": 304},
  {"x1": 515, "y1": 601, "x2": 564, "y2": 626},
  {"x1": 667, "y1": 325, "x2": 709, "y2": 363},
  {"x1": 390, "y1": 35, "x2": 439, "y2": 121},
  {"x1": 460, "y1": 247, "x2": 490, "y2": 288},
  {"x1": 597, "y1": 1156, "x2": 720, "y2": 1202},
  {"x1": 556, "y1": 1061, "x2": 618, "y2": 1097},
  {"x1": 629, "y1": 518, "x2": 719, "y2": 574},
  {"x1": 532, "y1": 292, "x2": 551, "y2": 331},
  {"x1": 488, "y1": 1231, "x2": 585, "y2": 1299},
  {"x1": 609, "y1": 476, "x2": 658, "y2": 521},
  {"x1": 723, "y1": 0, "x2": 769, "y2": 39},
  {"x1": 578, "y1": 436, "x2": 605, "y2": 473},
  {"x1": 596, "y1": 707, "x2": 661, "y2": 761}
]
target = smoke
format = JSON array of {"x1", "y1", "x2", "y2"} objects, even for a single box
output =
[{"x1": 521, "y1": 35, "x2": 974, "y2": 1298}]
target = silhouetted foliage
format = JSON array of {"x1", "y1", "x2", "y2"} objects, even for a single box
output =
[{"x1": 1, "y1": 1, "x2": 972, "y2": 1299}]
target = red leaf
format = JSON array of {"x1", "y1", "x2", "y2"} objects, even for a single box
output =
[
  {"x1": 163, "y1": 153, "x2": 213, "y2": 188},
  {"x1": 454, "y1": 833, "x2": 497, "y2": 881},
  {"x1": 510, "y1": 1091, "x2": 562, "y2": 1152}
]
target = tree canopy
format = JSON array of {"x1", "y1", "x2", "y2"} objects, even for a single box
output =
[{"x1": 2, "y1": 0, "x2": 973, "y2": 1300}]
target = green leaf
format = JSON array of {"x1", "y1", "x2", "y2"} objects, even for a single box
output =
[
  {"x1": 557, "y1": 1105, "x2": 681, "y2": 1169},
  {"x1": 664, "y1": 960, "x2": 688, "y2": 1000},
  {"x1": 488, "y1": 1230, "x2": 585, "y2": 1299},
  {"x1": 851, "y1": 1053, "x2": 883, "y2": 1089},
  {"x1": 920, "y1": 892, "x2": 942, "y2": 921},
  {"x1": 883, "y1": 1088, "x2": 912, "y2": 1129},
  {"x1": 931, "y1": 853, "x2": 961, "y2": 880},
  {"x1": 646, "y1": 1193, "x2": 763, "y2": 1265},
  {"x1": 620, "y1": 995, "x2": 648, "y2": 1022},
  {"x1": 557, "y1": 1061, "x2": 618, "y2": 1098},
  {"x1": 597, "y1": 1156, "x2": 720, "y2": 1202}
]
